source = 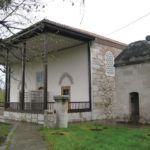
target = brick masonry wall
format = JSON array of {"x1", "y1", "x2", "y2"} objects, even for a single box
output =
[{"x1": 91, "y1": 42, "x2": 121, "y2": 120}]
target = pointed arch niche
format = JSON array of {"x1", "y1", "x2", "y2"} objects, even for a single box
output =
[{"x1": 59, "y1": 72, "x2": 74, "y2": 86}]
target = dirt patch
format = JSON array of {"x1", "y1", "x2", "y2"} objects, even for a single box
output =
[
  {"x1": 90, "y1": 128, "x2": 103, "y2": 131},
  {"x1": 90, "y1": 126, "x2": 108, "y2": 131},
  {"x1": 51, "y1": 132, "x2": 65, "y2": 135},
  {"x1": 147, "y1": 134, "x2": 150, "y2": 136}
]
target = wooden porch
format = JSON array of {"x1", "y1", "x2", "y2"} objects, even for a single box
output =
[{"x1": 2, "y1": 20, "x2": 93, "y2": 114}]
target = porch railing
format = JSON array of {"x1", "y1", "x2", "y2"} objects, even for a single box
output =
[
  {"x1": 68, "y1": 102, "x2": 90, "y2": 113},
  {"x1": 5, "y1": 101, "x2": 90, "y2": 113},
  {"x1": 6, "y1": 102, "x2": 45, "y2": 113}
]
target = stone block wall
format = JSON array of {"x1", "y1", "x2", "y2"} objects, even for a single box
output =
[
  {"x1": 115, "y1": 63, "x2": 150, "y2": 124},
  {"x1": 91, "y1": 42, "x2": 121, "y2": 120},
  {"x1": 4, "y1": 111, "x2": 93, "y2": 124},
  {"x1": 4, "y1": 111, "x2": 45, "y2": 124},
  {"x1": 68, "y1": 112, "x2": 92, "y2": 122}
]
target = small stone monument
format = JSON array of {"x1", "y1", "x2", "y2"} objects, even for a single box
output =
[
  {"x1": 44, "y1": 109, "x2": 56, "y2": 128},
  {"x1": 54, "y1": 95, "x2": 69, "y2": 128}
]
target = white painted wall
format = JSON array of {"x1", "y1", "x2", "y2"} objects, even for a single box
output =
[{"x1": 10, "y1": 44, "x2": 89, "y2": 103}]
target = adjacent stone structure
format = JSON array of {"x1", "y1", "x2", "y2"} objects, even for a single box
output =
[{"x1": 115, "y1": 40, "x2": 150, "y2": 124}]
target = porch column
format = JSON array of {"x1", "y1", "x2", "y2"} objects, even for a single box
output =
[
  {"x1": 20, "y1": 42, "x2": 26, "y2": 110},
  {"x1": 87, "y1": 42, "x2": 92, "y2": 111},
  {"x1": 43, "y1": 34, "x2": 48, "y2": 110},
  {"x1": 4, "y1": 49, "x2": 9, "y2": 109},
  {"x1": 7, "y1": 66, "x2": 11, "y2": 108}
]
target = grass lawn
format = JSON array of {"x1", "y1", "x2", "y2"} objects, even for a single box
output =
[
  {"x1": 0, "y1": 123, "x2": 12, "y2": 146},
  {"x1": 40, "y1": 122, "x2": 150, "y2": 150},
  {"x1": 0, "y1": 90, "x2": 4, "y2": 108},
  {"x1": 0, "y1": 89, "x2": 4, "y2": 102}
]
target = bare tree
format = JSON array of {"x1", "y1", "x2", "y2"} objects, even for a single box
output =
[
  {"x1": 0, "y1": 0, "x2": 47, "y2": 90},
  {"x1": 0, "y1": 0, "x2": 85, "y2": 103},
  {"x1": 0, "y1": 0, "x2": 85, "y2": 39},
  {"x1": 0, "y1": 0, "x2": 85, "y2": 67},
  {"x1": 0, "y1": 0, "x2": 11, "y2": 8},
  {"x1": 0, "y1": 0, "x2": 47, "y2": 39}
]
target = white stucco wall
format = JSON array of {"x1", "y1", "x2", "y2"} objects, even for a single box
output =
[
  {"x1": 10, "y1": 44, "x2": 89, "y2": 102},
  {"x1": 115, "y1": 63, "x2": 150, "y2": 123}
]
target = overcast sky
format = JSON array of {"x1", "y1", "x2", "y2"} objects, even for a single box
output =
[{"x1": 39, "y1": 0, "x2": 150, "y2": 44}]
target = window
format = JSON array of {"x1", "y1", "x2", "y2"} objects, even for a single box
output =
[
  {"x1": 61, "y1": 86, "x2": 70, "y2": 96},
  {"x1": 36, "y1": 71, "x2": 44, "y2": 89},
  {"x1": 105, "y1": 51, "x2": 115, "y2": 76},
  {"x1": 61, "y1": 86, "x2": 71, "y2": 108}
]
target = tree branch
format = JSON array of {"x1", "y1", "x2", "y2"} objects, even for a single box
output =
[{"x1": 2, "y1": 0, "x2": 26, "y2": 21}]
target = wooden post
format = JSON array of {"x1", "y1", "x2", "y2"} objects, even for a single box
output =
[
  {"x1": 87, "y1": 42, "x2": 92, "y2": 111},
  {"x1": 4, "y1": 49, "x2": 9, "y2": 109},
  {"x1": 20, "y1": 42, "x2": 26, "y2": 110},
  {"x1": 44, "y1": 64, "x2": 48, "y2": 109},
  {"x1": 43, "y1": 34, "x2": 48, "y2": 110},
  {"x1": 7, "y1": 66, "x2": 11, "y2": 107}
]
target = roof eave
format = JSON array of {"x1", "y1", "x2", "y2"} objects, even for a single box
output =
[
  {"x1": 6, "y1": 19, "x2": 95, "y2": 44},
  {"x1": 95, "y1": 37, "x2": 127, "y2": 49}
]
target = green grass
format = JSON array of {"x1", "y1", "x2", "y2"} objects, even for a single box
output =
[
  {"x1": 39, "y1": 122, "x2": 150, "y2": 150},
  {"x1": 0, "y1": 123, "x2": 12, "y2": 146},
  {"x1": 0, "y1": 89, "x2": 4, "y2": 102},
  {"x1": 0, "y1": 90, "x2": 4, "y2": 108}
]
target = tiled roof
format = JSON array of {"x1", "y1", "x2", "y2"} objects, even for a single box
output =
[
  {"x1": 46, "y1": 19, "x2": 126, "y2": 48},
  {"x1": 7, "y1": 19, "x2": 126, "y2": 49}
]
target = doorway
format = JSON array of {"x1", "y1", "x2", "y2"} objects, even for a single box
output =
[{"x1": 130, "y1": 92, "x2": 139, "y2": 123}]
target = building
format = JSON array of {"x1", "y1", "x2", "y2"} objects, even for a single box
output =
[
  {"x1": 1, "y1": 19, "x2": 126, "y2": 124},
  {"x1": 115, "y1": 39, "x2": 150, "y2": 124}
]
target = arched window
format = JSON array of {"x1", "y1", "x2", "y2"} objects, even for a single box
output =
[{"x1": 105, "y1": 51, "x2": 115, "y2": 76}]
